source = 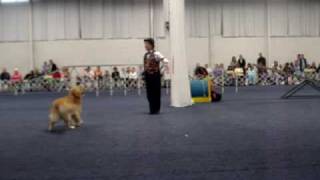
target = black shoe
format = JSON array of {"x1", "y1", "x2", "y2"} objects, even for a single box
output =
[{"x1": 149, "y1": 111, "x2": 160, "y2": 115}]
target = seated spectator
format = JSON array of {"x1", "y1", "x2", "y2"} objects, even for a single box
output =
[
  {"x1": 204, "y1": 64, "x2": 213, "y2": 77},
  {"x1": 270, "y1": 62, "x2": 282, "y2": 85},
  {"x1": 128, "y1": 67, "x2": 138, "y2": 87},
  {"x1": 317, "y1": 63, "x2": 320, "y2": 74},
  {"x1": 0, "y1": 68, "x2": 11, "y2": 81},
  {"x1": 194, "y1": 64, "x2": 208, "y2": 79},
  {"x1": 227, "y1": 56, "x2": 237, "y2": 71},
  {"x1": 238, "y1": 55, "x2": 246, "y2": 74},
  {"x1": 283, "y1": 63, "x2": 292, "y2": 75},
  {"x1": 247, "y1": 64, "x2": 257, "y2": 85},
  {"x1": 310, "y1": 62, "x2": 317, "y2": 71},
  {"x1": 272, "y1": 61, "x2": 280, "y2": 71},
  {"x1": 52, "y1": 70, "x2": 61, "y2": 79},
  {"x1": 49, "y1": 59, "x2": 58, "y2": 73},
  {"x1": 111, "y1": 67, "x2": 121, "y2": 87},
  {"x1": 111, "y1": 67, "x2": 120, "y2": 80},
  {"x1": 104, "y1": 70, "x2": 110, "y2": 80},
  {"x1": 24, "y1": 70, "x2": 36, "y2": 80},
  {"x1": 129, "y1": 67, "x2": 138, "y2": 80},
  {"x1": 283, "y1": 63, "x2": 294, "y2": 85},
  {"x1": 94, "y1": 66, "x2": 103, "y2": 80},
  {"x1": 234, "y1": 64, "x2": 245, "y2": 86},
  {"x1": 62, "y1": 67, "x2": 70, "y2": 80},
  {"x1": 120, "y1": 67, "x2": 128, "y2": 80},
  {"x1": 42, "y1": 61, "x2": 50, "y2": 75},
  {"x1": 213, "y1": 64, "x2": 223, "y2": 77},
  {"x1": 11, "y1": 68, "x2": 23, "y2": 83}
]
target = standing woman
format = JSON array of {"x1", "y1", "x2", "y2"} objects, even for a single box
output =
[{"x1": 143, "y1": 38, "x2": 168, "y2": 115}]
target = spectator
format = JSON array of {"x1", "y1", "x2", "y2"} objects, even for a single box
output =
[
  {"x1": 238, "y1": 55, "x2": 246, "y2": 73},
  {"x1": 228, "y1": 56, "x2": 237, "y2": 71},
  {"x1": 204, "y1": 64, "x2": 213, "y2": 76},
  {"x1": 128, "y1": 67, "x2": 138, "y2": 87},
  {"x1": 111, "y1": 67, "x2": 120, "y2": 86},
  {"x1": 293, "y1": 60, "x2": 302, "y2": 77},
  {"x1": 194, "y1": 64, "x2": 208, "y2": 79},
  {"x1": 62, "y1": 67, "x2": 70, "y2": 80},
  {"x1": 272, "y1": 61, "x2": 280, "y2": 71},
  {"x1": 317, "y1": 63, "x2": 320, "y2": 74},
  {"x1": 162, "y1": 63, "x2": 171, "y2": 84},
  {"x1": 129, "y1": 67, "x2": 138, "y2": 80},
  {"x1": 24, "y1": 70, "x2": 36, "y2": 80},
  {"x1": 297, "y1": 54, "x2": 308, "y2": 72},
  {"x1": 213, "y1": 64, "x2": 223, "y2": 77},
  {"x1": 283, "y1": 63, "x2": 293, "y2": 76},
  {"x1": 271, "y1": 61, "x2": 283, "y2": 85},
  {"x1": 42, "y1": 61, "x2": 50, "y2": 75},
  {"x1": 257, "y1": 53, "x2": 267, "y2": 76},
  {"x1": 283, "y1": 63, "x2": 294, "y2": 85},
  {"x1": 49, "y1": 60, "x2": 58, "y2": 73},
  {"x1": 257, "y1": 53, "x2": 267, "y2": 67},
  {"x1": 11, "y1": 68, "x2": 23, "y2": 83},
  {"x1": 104, "y1": 70, "x2": 110, "y2": 80},
  {"x1": 310, "y1": 62, "x2": 317, "y2": 71},
  {"x1": 247, "y1": 64, "x2": 257, "y2": 85},
  {"x1": 0, "y1": 68, "x2": 11, "y2": 81},
  {"x1": 82, "y1": 66, "x2": 94, "y2": 80},
  {"x1": 94, "y1": 66, "x2": 103, "y2": 80},
  {"x1": 52, "y1": 70, "x2": 62, "y2": 79}
]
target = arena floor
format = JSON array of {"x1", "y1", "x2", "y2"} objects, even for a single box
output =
[{"x1": 1, "y1": 86, "x2": 320, "y2": 180}]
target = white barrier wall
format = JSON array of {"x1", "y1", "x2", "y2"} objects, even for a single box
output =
[{"x1": 1, "y1": 37, "x2": 320, "y2": 74}]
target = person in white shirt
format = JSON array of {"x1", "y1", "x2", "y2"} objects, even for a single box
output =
[
  {"x1": 128, "y1": 67, "x2": 139, "y2": 88},
  {"x1": 205, "y1": 64, "x2": 213, "y2": 77}
]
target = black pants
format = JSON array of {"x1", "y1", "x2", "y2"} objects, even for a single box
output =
[{"x1": 145, "y1": 72, "x2": 161, "y2": 114}]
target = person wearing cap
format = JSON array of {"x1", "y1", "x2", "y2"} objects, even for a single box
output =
[{"x1": 143, "y1": 38, "x2": 168, "y2": 115}]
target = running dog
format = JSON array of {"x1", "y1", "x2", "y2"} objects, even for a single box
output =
[{"x1": 48, "y1": 86, "x2": 85, "y2": 131}]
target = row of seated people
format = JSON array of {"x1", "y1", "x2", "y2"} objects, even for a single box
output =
[
  {"x1": 0, "y1": 62, "x2": 167, "y2": 92},
  {"x1": 195, "y1": 53, "x2": 320, "y2": 86},
  {"x1": 75, "y1": 66, "x2": 142, "y2": 90}
]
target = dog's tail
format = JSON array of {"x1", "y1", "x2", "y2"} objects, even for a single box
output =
[
  {"x1": 48, "y1": 103, "x2": 60, "y2": 131},
  {"x1": 49, "y1": 103, "x2": 59, "y2": 121}
]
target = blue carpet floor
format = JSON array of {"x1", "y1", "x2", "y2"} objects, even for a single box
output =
[{"x1": 0, "y1": 86, "x2": 320, "y2": 180}]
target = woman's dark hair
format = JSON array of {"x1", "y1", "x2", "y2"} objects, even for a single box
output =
[{"x1": 144, "y1": 38, "x2": 155, "y2": 49}]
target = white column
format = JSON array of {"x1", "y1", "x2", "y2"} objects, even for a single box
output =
[
  {"x1": 28, "y1": 0, "x2": 35, "y2": 70},
  {"x1": 265, "y1": 0, "x2": 271, "y2": 67},
  {"x1": 149, "y1": 0, "x2": 154, "y2": 38},
  {"x1": 168, "y1": 0, "x2": 192, "y2": 107}
]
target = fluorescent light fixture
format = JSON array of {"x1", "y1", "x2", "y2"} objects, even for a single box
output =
[{"x1": 1, "y1": 0, "x2": 29, "y2": 3}]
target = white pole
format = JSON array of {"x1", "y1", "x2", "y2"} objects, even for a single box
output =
[
  {"x1": 265, "y1": 0, "x2": 271, "y2": 67},
  {"x1": 28, "y1": 0, "x2": 35, "y2": 70},
  {"x1": 207, "y1": 5, "x2": 213, "y2": 67},
  {"x1": 149, "y1": 0, "x2": 154, "y2": 38},
  {"x1": 169, "y1": 0, "x2": 192, "y2": 107}
]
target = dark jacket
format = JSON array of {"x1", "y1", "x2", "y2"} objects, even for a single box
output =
[{"x1": 0, "y1": 72, "x2": 11, "y2": 81}]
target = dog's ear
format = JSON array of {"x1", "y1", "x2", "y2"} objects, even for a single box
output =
[{"x1": 69, "y1": 87, "x2": 80, "y2": 98}]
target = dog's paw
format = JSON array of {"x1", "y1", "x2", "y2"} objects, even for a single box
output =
[{"x1": 69, "y1": 125, "x2": 76, "y2": 129}]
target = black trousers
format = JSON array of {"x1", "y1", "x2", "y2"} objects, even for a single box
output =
[{"x1": 145, "y1": 72, "x2": 161, "y2": 114}]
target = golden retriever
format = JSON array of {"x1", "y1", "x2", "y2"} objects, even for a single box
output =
[{"x1": 48, "y1": 86, "x2": 85, "y2": 131}]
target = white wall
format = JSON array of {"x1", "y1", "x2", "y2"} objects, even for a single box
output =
[
  {"x1": 1, "y1": 37, "x2": 320, "y2": 74},
  {"x1": 0, "y1": 42, "x2": 30, "y2": 73}
]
